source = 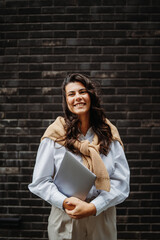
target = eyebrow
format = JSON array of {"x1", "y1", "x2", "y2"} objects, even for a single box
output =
[{"x1": 67, "y1": 88, "x2": 87, "y2": 94}]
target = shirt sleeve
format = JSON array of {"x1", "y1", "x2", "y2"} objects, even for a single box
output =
[
  {"x1": 91, "y1": 141, "x2": 130, "y2": 216},
  {"x1": 28, "y1": 138, "x2": 67, "y2": 210}
]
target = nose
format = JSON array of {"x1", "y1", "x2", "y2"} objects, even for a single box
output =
[{"x1": 75, "y1": 92, "x2": 82, "y2": 101}]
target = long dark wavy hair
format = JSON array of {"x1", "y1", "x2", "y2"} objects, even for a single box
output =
[{"x1": 61, "y1": 73, "x2": 112, "y2": 156}]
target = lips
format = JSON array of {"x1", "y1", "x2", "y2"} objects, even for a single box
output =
[{"x1": 74, "y1": 103, "x2": 86, "y2": 107}]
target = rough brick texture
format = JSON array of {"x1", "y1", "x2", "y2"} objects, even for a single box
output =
[{"x1": 0, "y1": 0, "x2": 160, "y2": 239}]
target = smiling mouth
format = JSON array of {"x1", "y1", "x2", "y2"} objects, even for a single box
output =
[{"x1": 74, "y1": 103, "x2": 86, "y2": 107}]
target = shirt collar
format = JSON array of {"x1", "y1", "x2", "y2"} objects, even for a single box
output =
[{"x1": 79, "y1": 127, "x2": 95, "y2": 141}]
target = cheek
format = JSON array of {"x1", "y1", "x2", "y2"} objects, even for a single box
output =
[
  {"x1": 86, "y1": 95, "x2": 91, "y2": 107},
  {"x1": 66, "y1": 98, "x2": 73, "y2": 110}
]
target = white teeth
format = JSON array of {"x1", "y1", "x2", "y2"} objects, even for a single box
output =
[{"x1": 75, "y1": 103, "x2": 85, "y2": 107}]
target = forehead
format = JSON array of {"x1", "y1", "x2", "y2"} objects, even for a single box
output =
[{"x1": 65, "y1": 81, "x2": 85, "y2": 92}]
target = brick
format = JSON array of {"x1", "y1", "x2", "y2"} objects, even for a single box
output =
[
  {"x1": 128, "y1": 46, "x2": 152, "y2": 54},
  {"x1": 78, "y1": 0, "x2": 102, "y2": 6},
  {"x1": 91, "y1": 23, "x2": 114, "y2": 30},
  {"x1": 19, "y1": 72, "x2": 41, "y2": 79},
  {"x1": 141, "y1": 71, "x2": 160, "y2": 78},
  {"x1": 152, "y1": 96, "x2": 160, "y2": 103},
  {"x1": 6, "y1": 1, "x2": 28, "y2": 7},
  {"x1": 102, "y1": 0, "x2": 126, "y2": 5},
  {"x1": 67, "y1": 55, "x2": 90, "y2": 62},
  {"x1": 28, "y1": 96, "x2": 53, "y2": 103},
  {"x1": 139, "y1": 22, "x2": 160, "y2": 30},
  {"x1": 127, "y1": 14, "x2": 149, "y2": 22},
  {"x1": 30, "y1": 31, "x2": 53, "y2": 39},
  {"x1": 54, "y1": 31, "x2": 77, "y2": 38},
  {"x1": 43, "y1": 56, "x2": 65, "y2": 63},
  {"x1": 127, "y1": 63, "x2": 149, "y2": 70},
  {"x1": 0, "y1": 167, "x2": 19, "y2": 174},
  {"x1": 53, "y1": 63, "x2": 77, "y2": 70},
  {"x1": 19, "y1": 88, "x2": 42, "y2": 95},
  {"x1": 0, "y1": 56, "x2": 17, "y2": 63},
  {"x1": 115, "y1": 38, "x2": 139, "y2": 46},
  {"x1": 140, "y1": 6, "x2": 160, "y2": 13},
  {"x1": 100, "y1": 78, "x2": 126, "y2": 86},
  {"x1": 66, "y1": 7, "x2": 90, "y2": 13},
  {"x1": 91, "y1": 6, "x2": 114, "y2": 13},
  {"x1": 54, "y1": 47, "x2": 76, "y2": 54},
  {"x1": 54, "y1": 0, "x2": 76, "y2": 6},
  {"x1": 18, "y1": 7, "x2": 41, "y2": 15},
  {"x1": 53, "y1": 14, "x2": 77, "y2": 22},
  {"x1": 116, "y1": 55, "x2": 139, "y2": 62},
  {"x1": 43, "y1": 23, "x2": 65, "y2": 30},
  {"x1": 141, "y1": 38, "x2": 160, "y2": 46},
  {"x1": 127, "y1": 112, "x2": 151, "y2": 119},
  {"x1": 29, "y1": 15, "x2": 52, "y2": 23},
  {"x1": 103, "y1": 47, "x2": 126, "y2": 54},
  {"x1": 66, "y1": 38, "x2": 90, "y2": 46},
  {"x1": 142, "y1": 88, "x2": 160, "y2": 95},
  {"x1": 78, "y1": 63, "x2": 100, "y2": 70},
  {"x1": 127, "y1": 96, "x2": 150, "y2": 103},
  {"x1": 116, "y1": 22, "x2": 139, "y2": 30},
  {"x1": 117, "y1": 71, "x2": 139, "y2": 78},
  {"x1": 101, "y1": 63, "x2": 125, "y2": 70},
  {"x1": 67, "y1": 23, "x2": 90, "y2": 30},
  {"x1": 117, "y1": 88, "x2": 140, "y2": 94},
  {"x1": 128, "y1": 0, "x2": 151, "y2": 5},
  {"x1": 103, "y1": 96, "x2": 126, "y2": 103},
  {"x1": 19, "y1": 56, "x2": 43, "y2": 63},
  {"x1": 18, "y1": 39, "x2": 42, "y2": 47},
  {"x1": 117, "y1": 104, "x2": 140, "y2": 111},
  {"x1": 128, "y1": 128, "x2": 151, "y2": 135},
  {"x1": 42, "y1": 7, "x2": 65, "y2": 14},
  {"x1": 142, "y1": 136, "x2": 159, "y2": 143},
  {"x1": 152, "y1": 63, "x2": 160, "y2": 70},
  {"x1": 29, "y1": 64, "x2": 52, "y2": 71},
  {"x1": 127, "y1": 79, "x2": 151, "y2": 87},
  {"x1": 92, "y1": 39, "x2": 114, "y2": 46},
  {"x1": 78, "y1": 47, "x2": 101, "y2": 54},
  {"x1": 79, "y1": 31, "x2": 102, "y2": 38},
  {"x1": 151, "y1": 80, "x2": 160, "y2": 87},
  {"x1": 103, "y1": 31, "x2": 126, "y2": 38}
]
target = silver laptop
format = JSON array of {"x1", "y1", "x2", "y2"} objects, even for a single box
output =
[{"x1": 53, "y1": 151, "x2": 96, "y2": 200}]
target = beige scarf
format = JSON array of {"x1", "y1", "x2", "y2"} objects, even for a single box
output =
[{"x1": 41, "y1": 116, "x2": 123, "y2": 192}]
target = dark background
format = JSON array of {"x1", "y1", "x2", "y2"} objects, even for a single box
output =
[{"x1": 0, "y1": 0, "x2": 160, "y2": 239}]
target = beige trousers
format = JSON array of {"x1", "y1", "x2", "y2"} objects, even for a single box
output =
[{"x1": 48, "y1": 205, "x2": 117, "y2": 240}]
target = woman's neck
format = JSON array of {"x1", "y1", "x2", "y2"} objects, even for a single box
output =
[{"x1": 78, "y1": 114, "x2": 90, "y2": 136}]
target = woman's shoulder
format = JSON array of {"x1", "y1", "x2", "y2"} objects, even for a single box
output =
[
  {"x1": 40, "y1": 137, "x2": 54, "y2": 147},
  {"x1": 105, "y1": 118, "x2": 124, "y2": 149},
  {"x1": 41, "y1": 116, "x2": 66, "y2": 142},
  {"x1": 109, "y1": 140, "x2": 124, "y2": 156}
]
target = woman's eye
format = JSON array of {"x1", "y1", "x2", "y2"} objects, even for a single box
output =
[
  {"x1": 80, "y1": 90, "x2": 87, "y2": 94},
  {"x1": 68, "y1": 93, "x2": 74, "y2": 96}
]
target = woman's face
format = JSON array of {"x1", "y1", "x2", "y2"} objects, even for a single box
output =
[{"x1": 65, "y1": 81, "x2": 91, "y2": 119}]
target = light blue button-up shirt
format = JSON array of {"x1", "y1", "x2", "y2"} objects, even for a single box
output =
[{"x1": 28, "y1": 128, "x2": 130, "y2": 216}]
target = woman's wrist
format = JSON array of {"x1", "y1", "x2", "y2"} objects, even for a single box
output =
[{"x1": 89, "y1": 203, "x2": 97, "y2": 216}]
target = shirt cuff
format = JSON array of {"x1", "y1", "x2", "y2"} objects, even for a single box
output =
[
  {"x1": 91, "y1": 195, "x2": 108, "y2": 216},
  {"x1": 51, "y1": 191, "x2": 67, "y2": 210}
]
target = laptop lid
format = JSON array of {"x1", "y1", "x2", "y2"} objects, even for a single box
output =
[{"x1": 54, "y1": 151, "x2": 96, "y2": 200}]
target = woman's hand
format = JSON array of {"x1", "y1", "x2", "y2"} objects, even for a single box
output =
[{"x1": 63, "y1": 197, "x2": 96, "y2": 219}]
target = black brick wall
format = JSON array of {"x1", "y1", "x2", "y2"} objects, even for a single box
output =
[{"x1": 0, "y1": 0, "x2": 160, "y2": 239}]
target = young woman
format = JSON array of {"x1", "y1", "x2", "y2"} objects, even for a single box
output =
[{"x1": 28, "y1": 73, "x2": 130, "y2": 240}]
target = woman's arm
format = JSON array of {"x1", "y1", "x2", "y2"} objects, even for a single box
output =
[
  {"x1": 28, "y1": 138, "x2": 67, "y2": 210},
  {"x1": 91, "y1": 141, "x2": 130, "y2": 216}
]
